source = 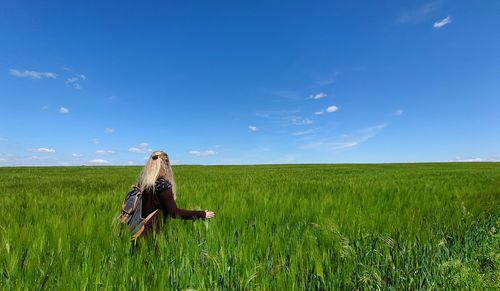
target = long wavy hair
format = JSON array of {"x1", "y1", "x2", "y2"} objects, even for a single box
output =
[{"x1": 137, "y1": 150, "x2": 176, "y2": 199}]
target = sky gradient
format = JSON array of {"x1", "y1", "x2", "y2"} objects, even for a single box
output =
[{"x1": 1, "y1": 0, "x2": 499, "y2": 166}]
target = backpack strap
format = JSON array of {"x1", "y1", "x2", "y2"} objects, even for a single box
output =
[{"x1": 130, "y1": 209, "x2": 159, "y2": 241}]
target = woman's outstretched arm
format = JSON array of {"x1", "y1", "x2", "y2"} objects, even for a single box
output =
[{"x1": 157, "y1": 187, "x2": 207, "y2": 219}]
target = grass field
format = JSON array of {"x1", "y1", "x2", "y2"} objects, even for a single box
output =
[{"x1": 0, "y1": 163, "x2": 499, "y2": 290}]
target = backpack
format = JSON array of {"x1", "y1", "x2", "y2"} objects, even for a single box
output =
[{"x1": 118, "y1": 185, "x2": 159, "y2": 240}]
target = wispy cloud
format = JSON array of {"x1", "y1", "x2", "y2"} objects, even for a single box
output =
[
  {"x1": 0, "y1": 153, "x2": 79, "y2": 166},
  {"x1": 30, "y1": 147, "x2": 56, "y2": 153},
  {"x1": 255, "y1": 108, "x2": 310, "y2": 126},
  {"x1": 59, "y1": 107, "x2": 70, "y2": 114},
  {"x1": 397, "y1": 2, "x2": 441, "y2": 24},
  {"x1": 96, "y1": 150, "x2": 114, "y2": 155},
  {"x1": 311, "y1": 71, "x2": 340, "y2": 86},
  {"x1": 451, "y1": 156, "x2": 499, "y2": 162},
  {"x1": 63, "y1": 67, "x2": 87, "y2": 90},
  {"x1": 66, "y1": 77, "x2": 78, "y2": 83},
  {"x1": 248, "y1": 125, "x2": 258, "y2": 132},
  {"x1": 72, "y1": 153, "x2": 83, "y2": 158},
  {"x1": 89, "y1": 159, "x2": 109, "y2": 164},
  {"x1": 9, "y1": 69, "x2": 57, "y2": 79},
  {"x1": 308, "y1": 92, "x2": 327, "y2": 100},
  {"x1": 0, "y1": 137, "x2": 7, "y2": 142},
  {"x1": 92, "y1": 138, "x2": 100, "y2": 145},
  {"x1": 270, "y1": 90, "x2": 300, "y2": 100},
  {"x1": 433, "y1": 16, "x2": 451, "y2": 28},
  {"x1": 292, "y1": 117, "x2": 313, "y2": 125},
  {"x1": 128, "y1": 143, "x2": 153, "y2": 153},
  {"x1": 189, "y1": 149, "x2": 216, "y2": 157},
  {"x1": 315, "y1": 110, "x2": 324, "y2": 115},
  {"x1": 394, "y1": 109, "x2": 404, "y2": 116},
  {"x1": 291, "y1": 128, "x2": 316, "y2": 136},
  {"x1": 104, "y1": 128, "x2": 114, "y2": 134},
  {"x1": 303, "y1": 124, "x2": 388, "y2": 151},
  {"x1": 65, "y1": 73, "x2": 86, "y2": 89}
]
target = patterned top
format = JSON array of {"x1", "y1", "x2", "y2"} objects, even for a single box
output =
[{"x1": 155, "y1": 177, "x2": 172, "y2": 193}]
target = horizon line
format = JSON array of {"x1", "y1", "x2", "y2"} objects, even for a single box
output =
[{"x1": 1, "y1": 160, "x2": 499, "y2": 168}]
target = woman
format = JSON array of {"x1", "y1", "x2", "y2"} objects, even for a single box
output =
[{"x1": 137, "y1": 150, "x2": 215, "y2": 239}]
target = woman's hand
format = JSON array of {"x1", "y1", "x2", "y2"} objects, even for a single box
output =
[{"x1": 204, "y1": 210, "x2": 215, "y2": 219}]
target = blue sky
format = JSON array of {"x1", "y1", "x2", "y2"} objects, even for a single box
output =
[{"x1": 1, "y1": 0, "x2": 499, "y2": 166}]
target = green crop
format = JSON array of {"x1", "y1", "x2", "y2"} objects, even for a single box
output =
[{"x1": 0, "y1": 163, "x2": 499, "y2": 290}]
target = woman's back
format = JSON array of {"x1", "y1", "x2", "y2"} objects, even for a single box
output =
[{"x1": 140, "y1": 177, "x2": 207, "y2": 236}]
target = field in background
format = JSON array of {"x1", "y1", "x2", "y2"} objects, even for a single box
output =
[{"x1": 0, "y1": 163, "x2": 499, "y2": 289}]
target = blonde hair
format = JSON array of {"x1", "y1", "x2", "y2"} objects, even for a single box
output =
[{"x1": 137, "y1": 150, "x2": 176, "y2": 199}]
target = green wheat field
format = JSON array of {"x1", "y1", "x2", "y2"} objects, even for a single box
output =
[{"x1": 1, "y1": 163, "x2": 499, "y2": 290}]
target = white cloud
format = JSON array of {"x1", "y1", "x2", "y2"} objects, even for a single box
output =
[
  {"x1": 65, "y1": 73, "x2": 85, "y2": 89},
  {"x1": 128, "y1": 143, "x2": 153, "y2": 153},
  {"x1": 126, "y1": 161, "x2": 136, "y2": 165},
  {"x1": 397, "y1": 2, "x2": 440, "y2": 24},
  {"x1": 292, "y1": 129, "x2": 316, "y2": 136},
  {"x1": 0, "y1": 153, "x2": 73, "y2": 166},
  {"x1": 0, "y1": 158, "x2": 6, "y2": 162},
  {"x1": 451, "y1": 156, "x2": 500, "y2": 162},
  {"x1": 31, "y1": 148, "x2": 56, "y2": 153},
  {"x1": 394, "y1": 109, "x2": 404, "y2": 116},
  {"x1": 248, "y1": 125, "x2": 258, "y2": 132},
  {"x1": 256, "y1": 108, "x2": 309, "y2": 127},
  {"x1": 9, "y1": 69, "x2": 57, "y2": 79},
  {"x1": 309, "y1": 92, "x2": 327, "y2": 100},
  {"x1": 104, "y1": 128, "x2": 114, "y2": 134},
  {"x1": 455, "y1": 157, "x2": 484, "y2": 162},
  {"x1": 292, "y1": 117, "x2": 313, "y2": 125},
  {"x1": 96, "y1": 150, "x2": 114, "y2": 155},
  {"x1": 59, "y1": 107, "x2": 70, "y2": 114},
  {"x1": 312, "y1": 71, "x2": 340, "y2": 86},
  {"x1": 314, "y1": 105, "x2": 338, "y2": 115},
  {"x1": 89, "y1": 159, "x2": 109, "y2": 164},
  {"x1": 189, "y1": 150, "x2": 216, "y2": 157},
  {"x1": 72, "y1": 153, "x2": 83, "y2": 158},
  {"x1": 92, "y1": 138, "x2": 100, "y2": 145},
  {"x1": 303, "y1": 124, "x2": 388, "y2": 151},
  {"x1": 433, "y1": 16, "x2": 451, "y2": 28},
  {"x1": 66, "y1": 77, "x2": 79, "y2": 84},
  {"x1": 326, "y1": 105, "x2": 339, "y2": 113}
]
